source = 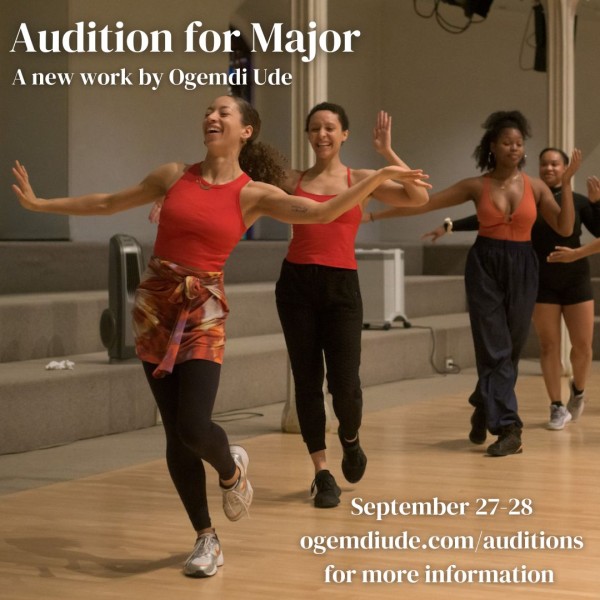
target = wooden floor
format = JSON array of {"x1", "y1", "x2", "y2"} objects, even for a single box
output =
[{"x1": 1, "y1": 370, "x2": 598, "y2": 599}]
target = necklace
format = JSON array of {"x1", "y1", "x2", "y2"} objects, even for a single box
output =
[
  {"x1": 496, "y1": 172, "x2": 521, "y2": 190},
  {"x1": 193, "y1": 164, "x2": 240, "y2": 189},
  {"x1": 195, "y1": 177, "x2": 212, "y2": 190}
]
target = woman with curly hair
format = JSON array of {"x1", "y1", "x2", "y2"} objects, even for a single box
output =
[
  {"x1": 420, "y1": 152, "x2": 600, "y2": 432},
  {"x1": 11, "y1": 95, "x2": 429, "y2": 578},
  {"x1": 365, "y1": 110, "x2": 580, "y2": 456}
]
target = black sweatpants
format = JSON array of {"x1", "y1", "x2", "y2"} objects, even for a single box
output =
[
  {"x1": 465, "y1": 236, "x2": 539, "y2": 435},
  {"x1": 142, "y1": 359, "x2": 236, "y2": 532},
  {"x1": 275, "y1": 260, "x2": 363, "y2": 454}
]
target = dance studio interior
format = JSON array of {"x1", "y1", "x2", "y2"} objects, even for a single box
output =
[{"x1": 1, "y1": 1, "x2": 599, "y2": 598}]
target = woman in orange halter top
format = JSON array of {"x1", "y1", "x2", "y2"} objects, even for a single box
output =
[{"x1": 365, "y1": 111, "x2": 581, "y2": 456}]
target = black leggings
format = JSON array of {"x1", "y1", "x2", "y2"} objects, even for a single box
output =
[{"x1": 142, "y1": 360, "x2": 236, "y2": 532}]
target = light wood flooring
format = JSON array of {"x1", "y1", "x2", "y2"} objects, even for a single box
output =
[{"x1": 0, "y1": 365, "x2": 598, "y2": 599}]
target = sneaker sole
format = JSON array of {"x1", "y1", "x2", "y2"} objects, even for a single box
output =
[
  {"x1": 314, "y1": 486, "x2": 342, "y2": 508},
  {"x1": 184, "y1": 558, "x2": 224, "y2": 578},
  {"x1": 486, "y1": 445, "x2": 523, "y2": 457},
  {"x1": 567, "y1": 405, "x2": 584, "y2": 422},
  {"x1": 547, "y1": 413, "x2": 572, "y2": 430},
  {"x1": 314, "y1": 496, "x2": 341, "y2": 508},
  {"x1": 469, "y1": 432, "x2": 487, "y2": 445},
  {"x1": 224, "y1": 445, "x2": 253, "y2": 521}
]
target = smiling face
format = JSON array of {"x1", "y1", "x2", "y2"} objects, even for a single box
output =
[
  {"x1": 490, "y1": 127, "x2": 525, "y2": 169},
  {"x1": 306, "y1": 110, "x2": 349, "y2": 160},
  {"x1": 203, "y1": 95, "x2": 253, "y2": 152},
  {"x1": 539, "y1": 149, "x2": 568, "y2": 188}
]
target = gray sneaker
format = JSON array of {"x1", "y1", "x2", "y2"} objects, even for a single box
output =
[
  {"x1": 221, "y1": 445, "x2": 253, "y2": 521},
  {"x1": 567, "y1": 379, "x2": 585, "y2": 421},
  {"x1": 183, "y1": 532, "x2": 224, "y2": 577},
  {"x1": 547, "y1": 404, "x2": 572, "y2": 430}
]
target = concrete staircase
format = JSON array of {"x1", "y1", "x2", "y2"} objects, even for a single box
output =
[{"x1": 3, "y1": 239, "x2": 597, "y2": 455}]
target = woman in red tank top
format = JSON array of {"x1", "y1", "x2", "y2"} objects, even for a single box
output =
[
  {"x1": 275, "y1": 104, "x2": 430, "y2": 509},
  {"x1": 12, "y1": 95, "x2": 430, "y2": 579},
  {"x1": 365, "y1": 111, "x2": 580, "y2": 457}
]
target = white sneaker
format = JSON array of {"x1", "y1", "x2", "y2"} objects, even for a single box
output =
[
  {"x1": 183, "y1": 532, "x2": 224, "y2": 577},
  {"x1": 547, "y1": 404, "x2": 572, "y2": 430},
  {"x1": 567, "y1": 379, "x2": 585, "y2": 421},
  {"x1": 221, "y1": 445, "x2": 253, "y2": 521}
]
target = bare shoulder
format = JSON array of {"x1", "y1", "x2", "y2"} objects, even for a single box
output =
[
  {"x1": 350, "y1": 167, "x2": 375, "y2": 184},
  {"x1": 143, "y1": 162, "x2": 186, "y2": 193},
  {"x1": 242, "y1": 179, "x2": 281, "y2": 200},
  {"x1": 527, "y1": 175, "x2": 554, "y2": 203},
  {"x1": 281, "y1": 168, "x2": 302, "y2": 194},
  {"x1": 527, "y1": 175, "x2": 547, "y2": 192},
  {"x1": 463, "y1": 175, "x2": 484, "y2": 188}
]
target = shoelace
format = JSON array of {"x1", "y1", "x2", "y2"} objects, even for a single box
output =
[
  {"x1": 310, "y1": 475, "x2": 335, "y2": 497},
  {"x1": 190, "y1": 534, "x2": 217, "y2": 561},
  {"x1": 224, "y1": 483, "x2": 252, "y2": 518}
]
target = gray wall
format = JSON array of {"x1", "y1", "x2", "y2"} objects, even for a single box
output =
[
  {"x1": 1, "y1": 0, "x2": 70, "y2": 240},
  {"x1": 329, "y1": 1, "x2": 600, "y2": 246},
  {"x1": 4, "y1": 0, "x2": 599, "y2": 246}
]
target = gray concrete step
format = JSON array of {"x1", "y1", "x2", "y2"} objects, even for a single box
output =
[
  {"x1": 0, "y1": 312, "x2": 476, "y2": 454},
  {"x1": 0, "y1": 276, "x2": 470, "y2": 363}
]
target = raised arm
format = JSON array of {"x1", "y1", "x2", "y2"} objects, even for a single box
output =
[
  {"x1": 242, "y1": 165, "x2": 430, "y2": 226},
  {"x1": 579, "y1": 175, "x2": 600, "y2": 237},
  {"x1": 536, "y1": 148, "x2": 581, "y2": 236},
  {"x1": 366, "y1": 111, "x2": 430, "y2": 207},
  {"x1": 12, "y1": 160, "x2": 180, "y2": 216}
]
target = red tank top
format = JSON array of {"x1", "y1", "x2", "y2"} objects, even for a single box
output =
[
  {"x1": 285, "y1": 168, "x2": 362, "y2": 269},
  {"x1": 153, "y1": 163, "x2": 250, "y2": 271},
  {"x1": 476, "y1": 173, "x2": 537, "y2": 242}
]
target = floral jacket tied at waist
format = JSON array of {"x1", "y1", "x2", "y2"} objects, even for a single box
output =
[{"x1": 133, "y1": 256, "x2": 229, "y2": 378}]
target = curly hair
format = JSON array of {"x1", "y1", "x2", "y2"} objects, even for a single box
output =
[
  {"x1": 473, "y1": 110, "x2": 532, "y2": 172},
  {"x1": 230, "y1": 95, "x2": 287, "y2": 187}
]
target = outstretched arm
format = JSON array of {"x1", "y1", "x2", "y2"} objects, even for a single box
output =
[
  {"x1": 12, "y1": 160, "x2": 179, "y2": 216},
  {"x1": 364, "y1": 177, "x2": 480, "y2": 223},
  {"x1": 243, "y1": 165, "x2": 430, "y2": 226},
  {"x1": 421, "y1": 214, "x2": 479, "y2": 242},
  {"x1": 547, "y1": 238, "x2": 600, "y2": 263}
]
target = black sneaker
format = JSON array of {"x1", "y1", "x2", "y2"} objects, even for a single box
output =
[
  {"x1": 338, "y1": 428, "x2": 367, "y2": 483},
  {"x1": 469, "y1": 407, "x2": 487, "y2": 444},
  {"x1": 310, "y1": 470, "x2": 341, "y2": 508},
  {"x1": 486, "y1": 425, "x2": 523, "y2": 457}
]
